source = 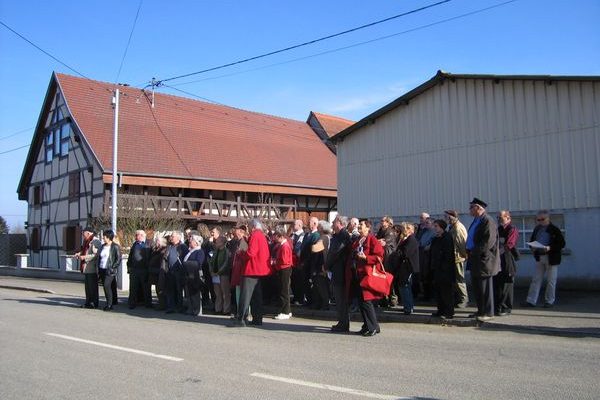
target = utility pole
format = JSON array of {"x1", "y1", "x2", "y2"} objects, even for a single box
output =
[{"x1": 111, "y1": 88, "x2": 120, "y2": 233}]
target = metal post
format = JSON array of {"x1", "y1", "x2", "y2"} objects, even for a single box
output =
[{"x1": 111, "y1": 88, "x2": 120, "y2": 233}]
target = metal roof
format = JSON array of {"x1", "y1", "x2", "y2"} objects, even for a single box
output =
[{"x1": 331, "y1": 70, "x2": 600, "y2": 142}]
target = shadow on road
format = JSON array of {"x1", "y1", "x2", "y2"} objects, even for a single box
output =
[{"x1": 479, "y1": 322, "x2": 600, "y2": 339}]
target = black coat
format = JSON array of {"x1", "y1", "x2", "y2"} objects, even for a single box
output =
[
  {"x1": 127, "y1": 241, "x2": 148, "y2": 273},
  {"x1": 396, "y1": 234, "x2": 419, "y2": 285},
  {"x1": 530, "y1": 223, "x2": 566, "y2": 266},
  {"x1": 325, "y1": 229, "x2": 351, "y2": 286},
  {"x1": 101, "y1": 243, "x2": 121, "y2": 276},
  {"x1": 468, "y1": 213, "x2": 500, "y2": 278},
  {"x1": 430, "y1": 232, "x2": 455, "y2": 283}
]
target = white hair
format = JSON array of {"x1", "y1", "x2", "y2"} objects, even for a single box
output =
[
  {"x1": 251, "y1": 219, "x2": 263, "y2": 231},
  {"x1": 135, "y1": 230, "x2": 146, "y2": 239},
  {"x1": 318, "y1": 220, "x2": 332, "y2": 234},
  {"x1": 190, "y1": 233, "x2": 204, "y2": 246}
]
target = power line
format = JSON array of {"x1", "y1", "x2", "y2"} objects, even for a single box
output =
[
  {"x1": 0, "y1": 144, "x2": 30, "y2": 155},
  {"x1": 171, "y1": 0, "x2": 518, "y2": 88},
  {"x1": 159, "y1": 84, "x2": 224, "y2": 105},
  {"x1": 115, "y1": 0, "x2": 143, "y2": 83},
  {"x1": 152, "y1": 0, "x2": 452, "y2": 86},
  {"x1": 0, "y1": 20, "x2": 89, "y2": 79},
  {"x1": 0, "y1": 126, "x2": 34, "y2": 141}
]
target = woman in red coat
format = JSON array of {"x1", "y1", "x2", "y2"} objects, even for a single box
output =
[{"x1": 352, "y1": 219, "x2": 385, "y2": 336}]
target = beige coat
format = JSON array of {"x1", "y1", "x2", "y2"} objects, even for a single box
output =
[
  {"x1": 82, "y1": 238, "x2": 102, "y2": 274},
  {"x1": 449, "y1": 220, "x2": 467, "y2": 263}
]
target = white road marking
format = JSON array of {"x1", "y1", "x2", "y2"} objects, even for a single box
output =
[
  {"x1": 44, "y1": 332, "x2": 183, "y2": 362},
  {"x1": 250, "y1": 372, "x2": 405, "y2": 400}
]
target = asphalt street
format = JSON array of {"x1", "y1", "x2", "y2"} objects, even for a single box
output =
[{"x1": 1, "y1": 287, "x2": 599, "y2": 400}]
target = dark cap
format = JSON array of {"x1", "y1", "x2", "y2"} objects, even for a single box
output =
[
  {"x1": 82, "y1": 226, "x2": 95, "y2": 234},
  {"x1": 444, "y1": 210, "x2": 458, "y2": 218},
  {"x1": 470, "y1": 197, "x2": 488, "y2": 208},
  {"x1": 234, "y1": 223, "x2": 248, "y2": 232}
]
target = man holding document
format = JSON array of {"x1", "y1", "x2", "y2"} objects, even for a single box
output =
[{"x1": 524, "y1": 210, "x2": 566, "y2": 308}]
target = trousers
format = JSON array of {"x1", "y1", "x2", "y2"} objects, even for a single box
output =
[{"x1": 526, "y1": 255, "x2": 558, "y2": 305}]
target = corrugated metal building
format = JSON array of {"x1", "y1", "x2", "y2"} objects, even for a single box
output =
[{"x1": 332, "y1": 71, "x2": 600, "y2": 289}]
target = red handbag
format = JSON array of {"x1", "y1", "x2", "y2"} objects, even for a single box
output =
[{"x1": 360, "y1": 258, "x2": 394, "y2": 296}]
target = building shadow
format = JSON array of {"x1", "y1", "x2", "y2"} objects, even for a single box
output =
[{"x1": 479, "y1": 322, "x2": 600, "y2": 339}]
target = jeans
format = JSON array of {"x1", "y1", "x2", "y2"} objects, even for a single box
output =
[{"x1": 399, "y1": 275, "x2": 414, "y2": 312}]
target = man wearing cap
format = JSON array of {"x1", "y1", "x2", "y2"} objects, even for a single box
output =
[
  {"x1": 444, "y1": 210, "x2": 469, "y2": 308},
  {"x1": 75, "y1": 227, "x2": 102, "y2": 309},
  {"x1": 466, "y1": 198, "x2": 500, "y2": 322}
]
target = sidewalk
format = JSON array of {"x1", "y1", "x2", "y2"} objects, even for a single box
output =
[{"x1": 1, "y1": 275, "x2": 599, "y2": 337}]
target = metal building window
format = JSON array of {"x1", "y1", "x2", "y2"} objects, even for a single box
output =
[{"x1": 512, "y1": 214, "x2": 565, "y2": 250}]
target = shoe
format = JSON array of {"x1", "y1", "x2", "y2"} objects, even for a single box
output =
[
  {"x1": 273, "y1": 313, "x2": 292, "y2": 320},
  {"x1": 331, "y1": 324, "x2": 349, "y2": 333},
  {"x1": 362, "y1": 330, "x2": 378, "y2": 337},
  {"x1": 431, "y1": 312, "x2": 442, "y2": 317},
  {"x1": 467, "y1": 313, "x2": 480, "y2": 318},
  {"x1": 496, "y1": 310, "x2": 510, "y2": 316},
  {"x1": 83, "y1": 304, "x2": 94, "y2": 309},
  {"x1": 455, "y1": 302, "x2": 469, "y2": 309},
  {"x1": 103, "y1": 306, "x2": 113, "y2": 311},
  {"x1": 128, "y1": 305, "x2": 136, "y2": 310},
  {"x1": 476, "y1": 315, "x2": 494, "y2": 322},
  {"x1": 440, "y1": 315, "x2": 454, "y2": 320},
  {"x1": 356, "y1": 327, "x2": 368, "y2": 335},
  {"x1": 521, "y1": 302, "x2": 536, "y2": 308},
  {"x1": 250, "y1": 319, "x2": 263, "y2": 326},
  {"x1": 165, "y1": 309, "x2": 175, "y2": 314},
  {"x1": 402, "y1": 308, "x2": 413, "y2": 315},
  {"x1": 229, "y1": 319, "x2": 246, "y2": 328},
  {"x1": 543, "y1": 303, "x2": 554, "y2": 308}
]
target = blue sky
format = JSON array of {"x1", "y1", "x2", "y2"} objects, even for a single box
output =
[{"x1": 1, "y1": 0, "x2": 599, "y2": 230}]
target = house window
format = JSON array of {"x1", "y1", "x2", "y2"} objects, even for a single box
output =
[
  {"x1": 68, "y1": 172, "x2": 80, "y2": 200},
  {"x1": 63, "y1": 225, "x2": 81, "y2": 252},
  {"x1": 33, "y1": 185, "x2": 44, "y2": 206},
  {"x1": 45, "y1": 98, "x2": 71, "y2": 163},
  {"x1": 512, "y1": 214, "x2": 565, "y2": 250},
  {"x1": 30, "y1": 227, "x2": 41, "y2": 252}
]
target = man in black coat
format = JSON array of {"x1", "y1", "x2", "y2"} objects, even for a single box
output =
[
  {"x1": 127, "y1": 230, "x2": 151, "y2": 309},
  {"x1": 325, "y1": 215, "x2": 352, "y2": 332},
  {"x1": 466, "y1": 198, "x2": 500, "y2": 321}
]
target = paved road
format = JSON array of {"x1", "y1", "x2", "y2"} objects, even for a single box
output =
[{"x1": 1, "y1": 287, "x2": 599, "y2": 400}]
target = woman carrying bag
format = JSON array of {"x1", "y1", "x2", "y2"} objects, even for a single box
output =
[{"x1": 351, "y1": 219, "x2": 385, "y2": 337}]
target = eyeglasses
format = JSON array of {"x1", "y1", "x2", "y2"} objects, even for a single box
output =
[{"x1": 536, "y1": 218, "x2": 547, "y2": 222}]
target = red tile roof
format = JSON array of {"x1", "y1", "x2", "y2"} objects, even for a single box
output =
[
  {"x1": 310, "y1": 112, "x2": 355, "y2": 137},
  {"x1": 56, "y1": 73, "x2": 337, "y2": 190}
]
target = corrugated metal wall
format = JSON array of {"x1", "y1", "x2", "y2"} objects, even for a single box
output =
[{"x1": 337, "y1": 78, "x2": 600, "y2": 218}]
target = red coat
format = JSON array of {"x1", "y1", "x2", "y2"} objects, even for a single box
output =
[
  {"x1": 273, "y1": 239, "x2": 293, "y2": 271},
  {"x1": 351, "y1": 234, "x2": 385, "y2": 301},
  {"x1": 242, "y1": 230, "x2": 272, "y2": 277}
]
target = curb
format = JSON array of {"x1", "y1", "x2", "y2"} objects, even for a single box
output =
[{"x1": 0, "y1": 285, "x2": 56, "y2": 294}]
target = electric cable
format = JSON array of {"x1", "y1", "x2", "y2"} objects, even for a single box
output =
[
  {"x1": 0, "y1": 127, "x2": 34, "y2": 141},
  {"x1": 0, "y1": 144, "x2": 30, "y2": 155},
  {"x1": 151, "y1": 0, "x2": 452, "y2": 86},
  {"x1": 0, "y1": 20, "x2": 90, "y2": 80},
  {"x1": 170, "y1": 0, "x2": 518, "y2": 88},
  {"x1": 115, "y1": 0, "x2": 143, "y2": 83}
]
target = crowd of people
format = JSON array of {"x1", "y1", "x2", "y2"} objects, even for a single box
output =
[{"x1": 74, "y1": 197, "x2": 566, "y2": 336}]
